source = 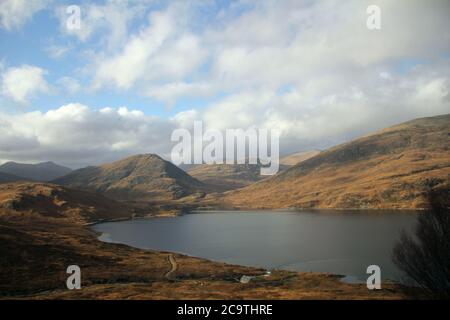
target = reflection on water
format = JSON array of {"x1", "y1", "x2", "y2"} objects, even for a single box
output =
[{"x1": 93, "y1": 210, "x2": 418, "y2": 283}]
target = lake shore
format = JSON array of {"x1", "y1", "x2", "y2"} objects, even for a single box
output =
[
  {"x1": 0, "y1": 211, "x2": 415, "y2": 300},
  {"x1": 0, "y1": 183, "x2": 421, "y2": 300},
  {"x1": 93, "y1": 210, "x2": 418, "y2": 285}
]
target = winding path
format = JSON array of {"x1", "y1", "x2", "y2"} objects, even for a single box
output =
[{"x1": 164, "y1": 254, "x2": 178, "y2": 280}]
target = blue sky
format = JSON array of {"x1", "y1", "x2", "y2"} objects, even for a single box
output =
[
  {"x1": 0, "y1": 1, "x2": 229, "y2": 116},
  {"x1": 0, "y1": 0, "x2": 449, "y2": 167}
]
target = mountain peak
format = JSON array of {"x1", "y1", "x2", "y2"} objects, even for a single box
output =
[{"x1": 54, "y1": 154, "x2": 205, "y2": 201}]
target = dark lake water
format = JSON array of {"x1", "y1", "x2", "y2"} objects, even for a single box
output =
[{"x1": 93, "y1": 210, "x2": 418, "y2": 283}]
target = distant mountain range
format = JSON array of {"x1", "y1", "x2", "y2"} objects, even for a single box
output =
[
  {"x1": 0, "y1": 161, "x2": 72, "y2": 182},
  {"x1": 3, "y1": 115, "x2": 447, "y2": 209},
  {"x1": 53, "y1": 154, "x2": 206, "y2": 201},
  {"x1": 53, "y1": 151, "x2": 318, "y2": 198},
  {"x1": 0, "y1": 172, "x2": 24, "y2": 183},
  {"x1": 185, "y1": 152, "x2": 319, "y2": 192},
  {"x1": 222, "y1": 114, "x2": 450, "y2": 209}
]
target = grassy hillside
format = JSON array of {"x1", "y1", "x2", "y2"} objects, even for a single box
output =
[
  {"x1": 222, "y1": 114, "x2": 450, "y2": 209},
  {"x1": 0, "y1": 182, "x2": 136, "y2": 224},
  {"x1": 188, "y1": 163, "x2": 267, "y2": 192},
  {"x1": 279, "y1": 150, "x2": 321, "y2": 166},
  {"x1": 186, "y1": 151, "x2": 318, "y2": 192}
]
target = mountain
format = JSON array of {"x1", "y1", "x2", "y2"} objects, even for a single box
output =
[
  {"x1": 0, "y1": 172, "x2": 24, "y2": 183},
  {"x1": 187, "y1": 163, "x2": 267, "y2": 192},
  {"x1": 184, "y1": 151, "x2": 319, "y2": 192},
  {"x1": 53, "y1": 154, "x2": 206, "y2": 201},
  {"x1": 186, "y1": 151, "x2": 320, "y2": 192},
  {"x1": 0, "y1": 161, "x2": 72, "y2": 182},
  {"x1": 222, "y1": 114, "x2": 450, "y2": 209}
]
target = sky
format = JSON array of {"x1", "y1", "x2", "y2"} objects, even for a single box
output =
[{"x1": 0, "y1": 0, "x2": 449, "y2": 168}]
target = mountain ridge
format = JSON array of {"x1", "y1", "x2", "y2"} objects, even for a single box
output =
[
  {"x1": 0, "y1": 161, "x2": 72, "y2": 182},
  {"x1": 53, "y1": 153, "x2": 206, "y2": 201},
  {"x1": 221, "y1": 114, "x2": 450, "y2": 209},
  {"x1": 0, "y1": 172, "x2": 25, "y2": 183},
  {"x1": 185, "y1": 152, "x2": 318, "y2": 192}
]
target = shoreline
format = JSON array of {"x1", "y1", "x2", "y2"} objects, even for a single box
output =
[
  {"x1": 94, "y1": 228, "x2": 367, "y2": 285},
  {"x1": 1, "y1": 209, "x2": 415, "y2": 299},
  {"x1": 91, "y1": 209, "x2": 414, "y2": 287}
]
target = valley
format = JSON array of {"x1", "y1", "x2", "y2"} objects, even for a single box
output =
[
  {"x1": 0, "y1": 114, "x2": 448, "y2": 300},
  {"x1": 0, "y1": 182, "x2": 406, "y2": 299}
]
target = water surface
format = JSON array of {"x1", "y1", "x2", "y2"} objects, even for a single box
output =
[{"x1": 93, "y1": 210, "x2": 418, "y2": 282}]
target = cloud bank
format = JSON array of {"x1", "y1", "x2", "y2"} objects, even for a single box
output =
[
  {"x1": 0, "y1": 0, "x2": 50, "y2": 30},
  {"x1": 1, "y1": 65, "x2": 50, "y2": 104}
]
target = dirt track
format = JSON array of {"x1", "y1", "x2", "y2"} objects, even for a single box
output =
[{"x1": 165, "y1": 254, "x2": 178, "y2": 280}]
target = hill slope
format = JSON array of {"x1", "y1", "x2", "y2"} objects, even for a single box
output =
[
  {"x1": 0, "y1": 161, "x2": 72, "y2": 181},
  {"x1": 223, "y1": 114, "x2": 450, "y2": 209},
  {"x1": 280, "y1": 150, "x2": 321, "y2": 166},
  {"x1": 186, "y1": 152, "x2": 317, "y2": 192},
  {"x1": 188, "y1": 163, "x2": 269, "y2": 192},
  {"x1": 53, "y1": 154, "x2": 206, "y2": 201},
  {"x1": 0, "y1": 182, "x2": 136, "y2": 224}
]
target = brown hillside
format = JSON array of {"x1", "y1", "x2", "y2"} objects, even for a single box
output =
[
  {"x1": 222, "y1": 114, "x2": 450, "y2": 209},
  {"x1": 0, "y1": 182, "x2": 136, "y2": 224},
  {"x1": 53, "y1": 154, "x2": 206, "y2": 201},
  {"x1": 187, "y1": 152, "x2": 317, "y2": 192},
  {"x1": 188, "y1": 163, "x2": 267, "y2": 192},
  {"x1": 279, "y1": 150, "x2": 321, "y2": 166}
]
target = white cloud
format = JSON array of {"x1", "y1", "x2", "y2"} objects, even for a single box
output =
[
  {"x1": 0, "y1": 0, "x2": 449, "y2": 165},
  {"x1": 58, "y1": 76, "x2": 81, "y2": 94},
  {"x1": 91, "y1": 7, "x2": 174, "y2": 90},
  {"x1": 144, "y1": 82, "x2": 213, "y2": 105},
  {"x1": 1, "y1": 65, "x2": 50, "y2": 103},
  {"x1": 202, "y1": 0, "x2": 450, "y2": 91},
  {"x1": 0, "y1": 0, "x2": 49, "y2": 30},
  {"x1": 171, "y1": 109, "x2": 199, "y2": 129},
  {"x1": 0, "y1": 103, "x2": 179, "y2": 167},
  {"x1": 45, "y1": 44, "x2": 70, "y2": 59},
  {"x1": 199, "y1": 62, "x2": 450, "y2": 154},
  {"x1": 81, "y1": 0, "x2": 450, "y2": 106},
  {"x1": 0, "y1": 67, "x2": 447, "y2": 167},
  {"x1": 91, "y1": 3, "x2": 206, "y2": 92},
  {"x1": 56, "y1": 0, "x2": 144, "y2": 51}
]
